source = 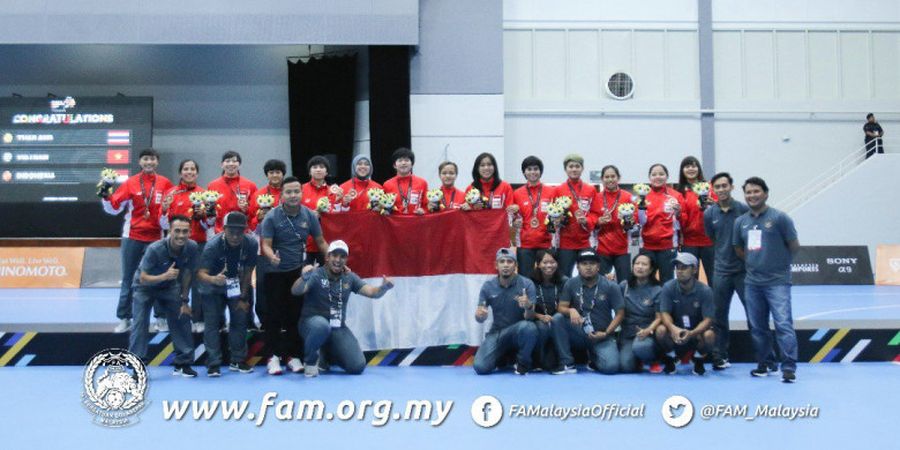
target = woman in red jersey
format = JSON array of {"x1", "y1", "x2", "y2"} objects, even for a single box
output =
[
  {"x1": 639, "y1": 163, "x2": 686, "y2": 283},
  {"x1": 675, "y1": 156, "x2": 716, "y2": 283},
  {"x1": 595, "y1": 165, "x2": 635, "y2": 283}
]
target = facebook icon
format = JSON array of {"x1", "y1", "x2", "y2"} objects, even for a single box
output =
[{"x1": 471, "y1": 395, "x2": 502, "y2": 428}]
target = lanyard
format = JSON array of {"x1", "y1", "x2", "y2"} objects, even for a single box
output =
[
  {"x1": 221, "y1": 237, "x2": 244, "y2": 274},
  {"x1": 536, "y1": 283, "x2": 558, "y2": 315},
  {"x1": 280, "y1": 208, "x2": 303, "y2": 240},
  {"x1": 603, "y1": 189, "x2": 621, "y2": 214},
  {"x1": 442, "y1": 187, "x2": 456, "y2": 209},
  {"x1": 527, "y1": 184, "x2": 543, "y2": 220},
  {"x1": 398, "y1": 177, "x2": 413, "y2": 212},
  {"x1": 139, "y1": 173, "x2": 156, "y2": 213},
  {"x1": 579, "y1": 282, "x2": 601, "y2": 314},
  {"x1": 328, "y1": 276, "x2": 344, "y2": 320},
  {"x1": 481, "y1": 180, "x2": 496, "y2": 209}
]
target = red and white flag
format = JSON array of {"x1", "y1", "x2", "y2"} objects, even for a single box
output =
[
  {"x1": 320, "y1": 210, "x2": 510, "y2": 350},
  {"x1": 106, "y1": 130, "x2": 130, "y2": 146}
]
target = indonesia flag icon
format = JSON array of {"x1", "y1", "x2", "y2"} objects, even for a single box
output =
[
  {"x1": 106, "y1": 149, "x2": 130, "y2": 164},
  {"x1": 114, "y1": 169, "x2": 129, "y2": 183},
  {"x1": 107, "y1": 130, "x2": 130, "y2": 146}
]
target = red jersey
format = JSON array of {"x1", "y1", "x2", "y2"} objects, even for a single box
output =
[
  {"x1": 556, "y1": 179, "x2": 601, "y2": 250},
  {"x1": 679, "y1": 188, "x2": 715, "y2": 247},
  {"x1": 207, "y1": 175, "x2": 258, "y2": 233},
  {"x1": 512, "y1": 183, "x2": 556, "y2": 249},
  {"x1": 337, "y1": 178, "x2": 383, "y2": 212},
  {"x1": 302, "y1": 181, "x2": 339, "y2": 252},
  {"x1": 383, "y1": 174, "x2": 428, "y2": 215},
  {"x1": 438, "y1": 185, "x2": 466, "y2": 210},
  {"x1": 464, "y1": 178, "x2": 514, "y2": 210},
  {"x1": 640, "y1": 186, "x2": 686, "y2": 251},
  {"x1": 248, "y1": 184, "x2": 282, "y2": 232},
  {"x1": 103, "y1": 172, "x2": 173, "y2": 242},
  {"x1": 161, "y1": 183, "x2": 209, "y2": 243},
  {"x1": 596, "y1": 188, "x2": 635, "y2": 256}
]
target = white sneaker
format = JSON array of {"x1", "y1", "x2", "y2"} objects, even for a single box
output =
[
  {"x1": 287, "y1": 357, "x2": 304, "y2": 373},
  {"x1": 191, "y1": 322, "x2": 205, "y2": 333},
  {"x1": 155, "y1": 319, "x2": 169, "y2": 333},
  {"x1": 304, "y1": 364, "x2": 319, "y2": 378},
  {"x1": 113, "y1": 319, "x2": 132, "y2": 333},
  {"x1": 267, "y1": 356, "x2": 284, "y2": 375}
]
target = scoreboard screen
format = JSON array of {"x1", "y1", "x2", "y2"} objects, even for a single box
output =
[{"x1": 0, "y1": 96, "x2": 153, "y2": 238}]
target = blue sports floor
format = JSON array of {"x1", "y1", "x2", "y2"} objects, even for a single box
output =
[
  {"x1": 1, "y1": 285, "x2": 898, "y2": 446},
  {"x1": 2, "y1": 285, "x2": 899, "y2": 329},
  {"x1": 0, "y1": 364, "x2": 897, "y2": 448}
]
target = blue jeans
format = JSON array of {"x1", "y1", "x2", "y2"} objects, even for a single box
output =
[
  {"x1": 202, "y1": 292, "x2": 250, "y2": 367},
  {"x1": 473, "y1": 321, "x2": 538, "y2": 374},
  {"x1": 619, "y1": 336, "x2": 658, "y2": 373},
  {"x1": 299, "y1": 316, "x2": 366, "y2": 374},
  {"x1": 129, "y1": 286, "x2": 193, "y2": 365},
  {"x1": 551, "y1": 313, "x2": 620, "y2": 373},
  {"x1": 745, "y1": 284, "x2": 798, "y2": 372},
  {"x1": 117, "y1": 238, "x2": 149, "y2": 319}
]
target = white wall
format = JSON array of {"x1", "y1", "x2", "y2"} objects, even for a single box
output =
[
  {"x1": 791, "y1": 154, "x2": 900, "y2": 264},
  {"x1": 503, "y1": 0, "x2": 900, "y2": 203}
]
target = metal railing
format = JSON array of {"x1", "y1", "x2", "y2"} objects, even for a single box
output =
[{"x1": 776, "y1": 138, "x2": 896, "y2": 212}]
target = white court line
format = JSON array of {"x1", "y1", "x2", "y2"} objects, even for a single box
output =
[{"x1": 796, "y1": 305, "x2": 900, "y2": 320}]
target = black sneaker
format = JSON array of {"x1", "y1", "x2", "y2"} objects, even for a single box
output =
[
  {"x1": 662, "y1": 356, "x2": 676, "y2": 375},
  {"x1": 712, "y1": 358, "x2": 730, "y2": 371},
  {"x1": 229, "y1": 362, "x2": 254, "y2": 374},
  {"x1": 767, "y1": 362, "x2": 779, "y2": 373},
  {"x1": 692, "y1": 357, "x2": 706, "y2": 376},
  {"x1": 173, "y1": 364, "x2": 198, "y2": 378},
  {"x1": 750, "y1": 363, "x2": 769, "y2": 377},
  {"x1": 207, "y1": 365, "x2": 221, "y2": 377},
  {"x1": 782, "y1": 370, "x2": 796, "y2": 383},
  {"x1": 513, "y1": 363, "x2": 528, "y2": 376}
]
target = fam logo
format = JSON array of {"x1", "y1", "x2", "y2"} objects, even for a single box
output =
[
  {"x1": 82, "y1": 348, "x2": 148, "y2": 427},
  {"x1": 49, "y1": 96, "x2": 77, "y2": 112}
]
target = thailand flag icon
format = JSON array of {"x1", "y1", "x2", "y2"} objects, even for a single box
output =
[{"x1": 107, "y1": 130, "x2": 131, "y2": 146}]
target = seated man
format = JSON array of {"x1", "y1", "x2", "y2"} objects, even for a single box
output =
[
  {"x1": 473, "y1": 248, "x2": 538, "y2": 375},
  {"x1": 291, "y1": 240, "x2": 394, "y2": 377},
  {"x1": 129, "y1": 215, "x2": 198, "y2": 377},
  {"x1": 551, "y1": 249, "x2": 624, "y2": 375},
  {"x1": 656, "y1": 252, "x2": 716, "y2": 375},
  {"x1": 197, "y1": 212, "x2": 258, "y2": 377}
]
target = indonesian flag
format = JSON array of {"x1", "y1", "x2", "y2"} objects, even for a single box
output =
[
  {"x1": 106, "y1": 149, "x2": 129, "y2": 164},
  {"x1": 320, "y1": 210, "x2": 510, "y2": 350},
  {"x1": 114, "y1": 169, "x2": 129, "y2": 183},
  {"x1": 106, "y1": 130, "x2": 130, "y2": 146}
]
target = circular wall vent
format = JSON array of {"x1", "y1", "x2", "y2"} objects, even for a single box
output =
[{"x1": 605, "y1": 72, "x2": 634, "y2": 100}]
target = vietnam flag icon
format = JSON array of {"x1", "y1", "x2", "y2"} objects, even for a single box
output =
[{"x1": 107, "y1": 149, "x2": 130, "y2": 164}]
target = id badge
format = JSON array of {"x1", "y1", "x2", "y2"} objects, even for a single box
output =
[
  {"x1": 491, "y1": 196, "x2": 502, "y2": 209},
  {"x1": 225, "y1": 277, "x2": 241, "y2": 300},
  {"x1": 748, "y1": 229, "x2": 762, "y2": 251},
  {"x1": 540, "y1": 200, "x2": 549, "y2": 212},
  {"x1": 329, "y1": 307, "x2": 342, "y2": 328},
  {"x1": 409, "y1": 192, "x2": 420, "y2": 206},
  {"x1": 681, "y1": 315, "x2": 691, "y2": 329}
]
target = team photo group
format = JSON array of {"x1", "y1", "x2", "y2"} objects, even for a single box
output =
[{"x1": 99, "y1": 145, "x2": 799, "y2": 383}]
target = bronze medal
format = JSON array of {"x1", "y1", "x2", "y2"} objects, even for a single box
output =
[{"x1": 530, "y1": 217, "x2": 539, "y2": 228}]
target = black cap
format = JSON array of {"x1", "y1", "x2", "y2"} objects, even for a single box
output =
[
  {"x1": 223, "y1": 211, "x2": 248, "y2": 229},
  {"x1": 576, "y1": 249, "x2": 600, "y2": 263}
]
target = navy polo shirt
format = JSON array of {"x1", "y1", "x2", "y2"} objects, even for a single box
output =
[
  {"x1": 733, "y1": 207, "x2": 798, "y2": 286},
  {"x1": 479, "y1": 275, "x2": 537, "y2": 333}
]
